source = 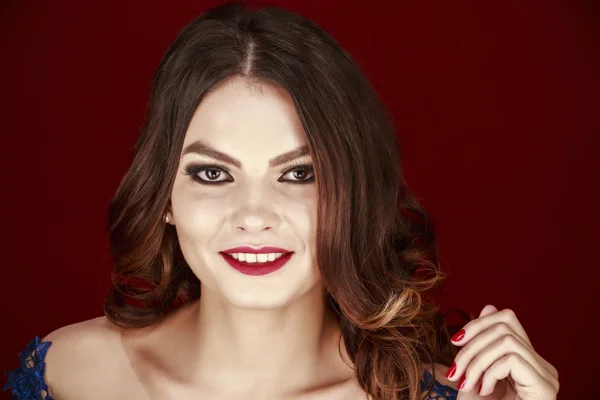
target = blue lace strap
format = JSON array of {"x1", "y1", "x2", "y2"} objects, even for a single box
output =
[
  {"x1": 3, "y1": 337, "x2": 54, "y2": 400},
  {"x1": 420, "y1": 368, "x2": 459, "y2": 399}
]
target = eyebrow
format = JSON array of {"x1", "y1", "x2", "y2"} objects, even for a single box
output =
[{"x1": 181, "y1": 140, "x2": 310, "y2": 168}]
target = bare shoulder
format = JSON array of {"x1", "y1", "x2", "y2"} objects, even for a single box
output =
[{"x1": 42, "y1": 316, "x2": 144, "y2": 400}]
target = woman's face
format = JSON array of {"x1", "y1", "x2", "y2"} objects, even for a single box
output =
[{"x1": 167, "y1": 76, "x2": 321, "y2": 309}]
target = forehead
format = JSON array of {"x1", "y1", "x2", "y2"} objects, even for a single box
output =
[{"x1": 183, "y1": 76, "x2": 308, "y2": 155}]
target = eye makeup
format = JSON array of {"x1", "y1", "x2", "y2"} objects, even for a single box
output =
[
  {"x1": 182, "y1": 159, "x2": 315, "y2": 186},
  {"x1": 183, "y1": 162, "x2": 233, "y2": 185}
]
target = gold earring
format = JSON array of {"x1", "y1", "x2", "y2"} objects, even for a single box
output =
[{"x1": 164, "y1": 213, "x2": 170, "y2": 223}]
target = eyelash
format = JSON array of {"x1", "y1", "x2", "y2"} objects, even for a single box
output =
[{"x1": 183, "y1": 161, "x2": 315, "y2": 186}]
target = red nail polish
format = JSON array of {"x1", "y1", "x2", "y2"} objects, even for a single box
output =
[
  {"x1": 451, "y1": 329, "x2": 465, "y2": 342},
  {"x1": 445, "y1": 362, "x2": 456, "y2": 379},
  {"x1": 458, "y1": 376, "x2": 466, "y2": 390}
]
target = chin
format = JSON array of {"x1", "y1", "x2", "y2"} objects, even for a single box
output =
[
  {"x1": 221, "y1": 289, "x2": 301, "y2": 310},
  {"x1": 190, "y1": 251, "x2": 323, "y2": 309},
  {"x1": 218, "y1": 275, "x2": 322, "y2": 310}
]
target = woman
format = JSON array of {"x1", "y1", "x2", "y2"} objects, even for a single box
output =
[{"x1": 3, "y1": 2, "x2": 559, "y2": 399}]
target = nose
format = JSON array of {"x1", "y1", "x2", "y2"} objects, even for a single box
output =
[{"x1": 231, "y1": 182, "x2": 281, "y2": 233}]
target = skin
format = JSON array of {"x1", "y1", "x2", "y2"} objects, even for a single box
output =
[{"x1": 37, "y1": 76, "x2": 559, "y2": 399}]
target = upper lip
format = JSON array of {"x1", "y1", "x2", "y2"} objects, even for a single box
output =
[{"x1": 221, "y1": 246, "x2": 293, "y2": 254}]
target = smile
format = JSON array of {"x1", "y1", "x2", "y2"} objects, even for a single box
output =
[
  {"x1": 227, "y1": 252, "x2": 286, "y2": 263},
  {"x1": 219, "y1": 252, "x2": 294, "y2": 276}
]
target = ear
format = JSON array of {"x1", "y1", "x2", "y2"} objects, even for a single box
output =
[{"x1": 479, "y1": 304, "x2": 498, "y2": 318}]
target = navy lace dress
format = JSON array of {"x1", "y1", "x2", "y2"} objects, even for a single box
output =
[{"x1": 3, "y1": 337, "x2": 458, "y2": 399}]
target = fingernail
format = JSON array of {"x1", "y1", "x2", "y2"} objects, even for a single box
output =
[
  {"x1": 451, "y1": 328, "x2": 465, "y2": 342},
  {"x1": 445, "y1": 362, "x2": 456, "y2": 379},
  {"x1": 458, "y1": 376, "x2": 466, "y2": 390}
]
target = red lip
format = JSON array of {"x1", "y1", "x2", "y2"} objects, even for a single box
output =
[
  {"x1": 219, "y1": 252, "x2": 293, "y2": 276},
  {"x1": 221, "y1": 246, "x2": 292, "y2": 254}
]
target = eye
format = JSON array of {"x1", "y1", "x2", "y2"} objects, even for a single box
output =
[
  {"x1": 278, "y1": 165, "x2": 315, "y2": 184},
  {"x1": 184, "y1": 164, "x2": 233, "y2": 185}
]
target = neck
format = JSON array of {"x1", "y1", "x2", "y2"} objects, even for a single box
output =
[{"x1": 182, "y1": 284, "x2": 350, "y2": 396}]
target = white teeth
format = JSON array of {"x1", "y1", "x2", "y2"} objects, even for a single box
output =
[{"x1": 229, "y1": 253, "x2": 285, "y2": 263}]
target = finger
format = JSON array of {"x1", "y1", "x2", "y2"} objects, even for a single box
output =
[
  {"x1": 448, "y1": 320, "x2": 534, "y2": 380},
  {"x1": 451, "y1": 324, "x2": 559, "y2": 393},
  {"x1": 475, "y1": 306, "x2": 559, "y2": 381},
  {"x1": 452, "y1": 307, "x2": 558, "y2": 381},
  {"x1": 479, "y1": 352, "x2": 558, "y2": 399},
  {"x1": 452, "y1": 307, "x2": 532, "y2": 349},
  {"x1": 485, "y1": 307, "x2": 559, "y2": 381},
  {"x1": 478, "y1": 304, "x2": 498, "y2": 318}
]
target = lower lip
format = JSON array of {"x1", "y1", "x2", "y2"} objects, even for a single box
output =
[{"x1": 219, "y1": 252, "x2": 294, "y2": 276}]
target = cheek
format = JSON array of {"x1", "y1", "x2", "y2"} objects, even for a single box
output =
[
  {"x1": 284, "y1": 189, "x2": 318, "y2": 264},
  {"x1": 172, "y1": 188, "x2": 228, "y2": 248},
  {"x1": 281, "y1": 185, "x2": 317, "y2": 226}
]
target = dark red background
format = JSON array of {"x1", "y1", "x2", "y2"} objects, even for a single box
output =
[{"x1": 1, "y1": 1, "x2": 597, "y2": 398}]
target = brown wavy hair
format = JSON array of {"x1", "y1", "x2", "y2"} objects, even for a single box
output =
[{"x1": 104, "y1": 2, "x2": 469, "y2": 399}]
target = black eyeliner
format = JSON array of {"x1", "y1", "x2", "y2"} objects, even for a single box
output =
[
  {"x1": 183, "y1": 162, "x2": 315, "y2": 185},
  {"x1": 277, "y1": 164, "x2": 315, "y2": 184},
  {"x1": 183, "y1": 163, "x2": 232, "y2": 185}
]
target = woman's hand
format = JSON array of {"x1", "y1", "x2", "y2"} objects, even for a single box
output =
[{"x1": 445, "y1": 305, "x2": 559, "y2": 399}]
